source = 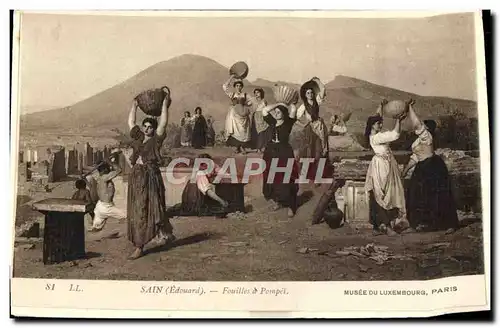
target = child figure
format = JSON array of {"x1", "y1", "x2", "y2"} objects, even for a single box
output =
[
  {"x1": 196, "y1": 154, "x2": 229, "y2": 208},
  {"x1": 71, "y1": 179, "x2": 95, "y2": 224},
  {"x1": 181, "y1": 153, "x2": 229, "y2": 216}
]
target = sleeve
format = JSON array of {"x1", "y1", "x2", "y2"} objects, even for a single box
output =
[
  {"x1": 416, "y1": 126, "x2": 433, "y2": 146},
  {"x1": 316, "y1": 93, "x2": 325, "y2": 105},
  {"x1": 296, "y1": 104, "x2": 306, "y2": 120},
  {"x1": 331, "y1": 124, "x2": 347, "y2": 134},
  {"x1": 263, "y1": 113, "x2": 277, "y2": 126},
  {"x1": 371, "y1": 130, "x2": 400, "y2": 145},
  {"x1": 155, "y1": 131, "x2": 167, "y2": 146},
  {"x1": 196, "y1": 174, "x2": 214, "y2": 195},
  {"x1": 130, "y1": 125, "x2": 144, "y2": 141},
  {"x1": 245, "y1": 93, "x2": 252, "y2": 106},
  {"x1": 410, "y1": 153, "x2": 419, "y2": 163},
  {"x1": 222, "y1": 79, "x2": 233, "y2": 98},
  {"x1": 286, "y1": 115, "x2": 297, "y2": 125}
]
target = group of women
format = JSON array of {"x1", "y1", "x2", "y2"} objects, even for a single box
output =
[
  {"x1": 180, "y1": 107, "x2": 215, "y2": 149},
  {"x1": 223, "y1": 74, "x2": 333, "y2": 217},
  {"x1": 121, "y1": 76, "x2": 460, "y2": 260},
  {"x1": 364, "y1": 99, "x2": 459, "y2": 236}
]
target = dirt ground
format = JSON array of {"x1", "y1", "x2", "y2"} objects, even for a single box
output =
[{"x1": 12, "y1": 155, "x2": 484, "y2": 281}]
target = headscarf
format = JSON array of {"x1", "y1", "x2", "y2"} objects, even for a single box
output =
[{"x1": 300, "y1": 81, "x2": 320, "y2": 121}]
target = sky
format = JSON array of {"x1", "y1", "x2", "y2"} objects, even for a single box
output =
[{"x1": 17, "y1": 11, "x2": 478, "y2": 113}]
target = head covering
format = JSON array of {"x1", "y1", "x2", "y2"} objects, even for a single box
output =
[
  {"x1": 423, "y1": 119, "x2": 437, "y2": 135},
  {"x1": 233, "y1": 80, "x2": 244, "y2": 88},
  {"x1": 364, "y1": 115, "x2": 383, "y2": 143},
  {"x1": 299, "y1": 80, "x2": 320, "y2": 121},
  {"x1": 253, "y1": 88, "x2": 265, "y2": 98},
  {"x1": 274, "y1": 104, "x2": 289, "y2": 118}
]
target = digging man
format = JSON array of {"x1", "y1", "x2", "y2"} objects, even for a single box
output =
[{"x1": 89, "y1": 158, "x2": 126, "y2": 232}]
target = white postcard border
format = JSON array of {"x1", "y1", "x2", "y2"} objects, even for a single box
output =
[{"x1": 9, "y1": 10, "x2": 491, "y2": 318}]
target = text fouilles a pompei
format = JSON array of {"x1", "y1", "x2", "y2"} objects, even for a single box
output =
[{"x1": 222, "y1": 286, "x2": 289, "y2": 296}]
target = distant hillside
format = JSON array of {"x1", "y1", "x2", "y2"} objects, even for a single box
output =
[{"x1": 20, "y1": 54, "x2": 477, "y2": 136}]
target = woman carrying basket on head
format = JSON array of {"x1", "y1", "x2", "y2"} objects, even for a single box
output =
[
  {"x1": 223, "y1": 63, "x2": 253, "y2": 155},
  {"x1": 126, "y1": 87, "x2": 176, "y2": 260},
  {"x1": 296, "y1": 77, "x2": 332, "y2": 184},
  {"x1": 364, "y1": 99, "x2": 410, "y2": 236}
]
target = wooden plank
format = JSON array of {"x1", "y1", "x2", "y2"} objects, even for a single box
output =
[{"x1": 32, "y1": 198, "x2": 92, "y2": 213}]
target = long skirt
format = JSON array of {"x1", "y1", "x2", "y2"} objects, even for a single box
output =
[
  {"x1": 226, "y1": 136, "x2": 251, "y2": 148},
  {"x1": 180, "y1": 125, "x2": 192, "y2": 147},
  {"x1": 192, "y1": 122, "x2": 207, "y2": 149},
  {"x1": 127, "y1": 163, "x2": 173, "y2": 248},
  {"x1": 180, "y1": 182, "x2": 226, "y2": 216},
  {"x1": 407, "y1": 154, "x2": 459, "y2": 230},
  {"x1": 225, "y1": 107, "x2": 251, "y2": 148},
  {"x1": 262, "y1": 142, "x2": 299, "y2": 213},
  {"x1": 369, "y1": 191, "x2": 400, "y2": 230},
  {"x1": 251, "y1": 112, "x2": 273, "y2": 150},
  {"x1": 299, "y1": 124, "x2": 332, "y2": 181}
]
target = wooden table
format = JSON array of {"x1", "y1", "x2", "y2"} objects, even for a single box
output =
[{"x1": 32, "y1": 198, "x2": 92, "y2": 265}]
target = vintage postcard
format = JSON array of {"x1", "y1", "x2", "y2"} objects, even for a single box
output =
[{"x1": 10, "y1": 10, "x2": 490, "y2": 318}]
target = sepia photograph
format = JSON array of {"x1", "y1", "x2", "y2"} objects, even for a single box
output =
[{"x1": 10, "y1": 10, "x2": 490, "y2": 318}]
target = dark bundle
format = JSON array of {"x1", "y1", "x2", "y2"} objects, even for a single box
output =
[{"x1": 135, "y1": 86, "x2": 171, "y2": 117}]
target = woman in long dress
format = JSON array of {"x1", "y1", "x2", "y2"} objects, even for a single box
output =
[
  {"x1": 206, "y1": 116, "x2": 216, "y2": 147},
  {"x1": 364, "y1": 103, "x2": 409, "y2": 236},
  {"x1": 261, "y1": 102, "x2": 300, "y2": 218},
  {"x1": 296, "y1": 78, "x2": 331, "y2": 183},
  {"x1": 180, "y1": 111, "x2": 193, "y2": 147},
  {"x1": 191, "y1": 107, "x2": 208, "y2": 149},
  {"x1": 127, "y1": 95, "x2": 176, "y2": 260},
  {"x1": 250, "y1": 88, "x2": 273, "y2": 153},
  {"x1": 223, "y1": 75, "x2": 252, "y2": 154},
  {"x1": 401, "y1": 101, "x2": 459, "y2": 233}
]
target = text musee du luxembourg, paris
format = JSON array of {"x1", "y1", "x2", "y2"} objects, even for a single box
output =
[{"x1": 344, "y1": 286, "x2": 458, "y2": 296}]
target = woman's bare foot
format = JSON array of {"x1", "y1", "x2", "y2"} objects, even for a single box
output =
[
  {"x1": 386, "y1": 227, "x2": 398, "y2": 237},
  {"x1": 128, "y1": 247, "x2": 143, "y2": 260},
  {"x1": 287, "y1": 208, "x2": 294, "y2": 218},
  {"x1": 444, "y1": 228, "x2": 455, "y2": 235},
  {"x1": 269, "y1": 200, "x2": 281, "y2": 211},
  {"x1": 416, "y1": 224, "x2": 427, "y2": 232},
  {"x1": 401, "y1": 227, "x2": 416, "y2": 234}
]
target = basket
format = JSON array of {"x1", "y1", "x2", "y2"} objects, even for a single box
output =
[
  {"x1": 229, "y1": 61, "x2": 249, "y2": 80},
  {"x1": 273, "y1": 85, "x2": 299, "y2": 105},
  {"x1": 135, "y1": 87, "x2": 171, "y2": 117}
]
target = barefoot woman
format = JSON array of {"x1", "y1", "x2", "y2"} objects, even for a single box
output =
[
  {"x1": 261, "y1": 102, "x2": 300, "y2": 218},
  {"x1": 364, "y1": 101, "x2": 408, "y2": 236},
  {"x1": 223, "y1": 75, "x2": 252, "y2": 154},
  {"x1": 127, "y1": 93, "x2": 176, "y2": 259}
]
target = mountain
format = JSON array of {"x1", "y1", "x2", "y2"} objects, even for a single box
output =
[{"x1": 20, "y1": 54, "x2": 477, "y2": 136}]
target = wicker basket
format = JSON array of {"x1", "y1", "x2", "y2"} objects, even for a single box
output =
[
  {"x1": 135, "y1": 87, "x2": 171, "y2": 117},
  {"x1": 273, "y1": 85, "x2": 299, "y2": 105}
]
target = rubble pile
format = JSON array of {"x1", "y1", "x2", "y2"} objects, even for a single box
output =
[
  {"x1": 336, "y1": 243, "x2": 413, "y2": 265},
  {"x1": 435, "y1": 148, "x2": 479, "y2": 174}
]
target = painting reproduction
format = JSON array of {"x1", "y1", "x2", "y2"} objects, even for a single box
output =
[{"x1": 10, "y1": 10, "x2": 491, "y2": 318}]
